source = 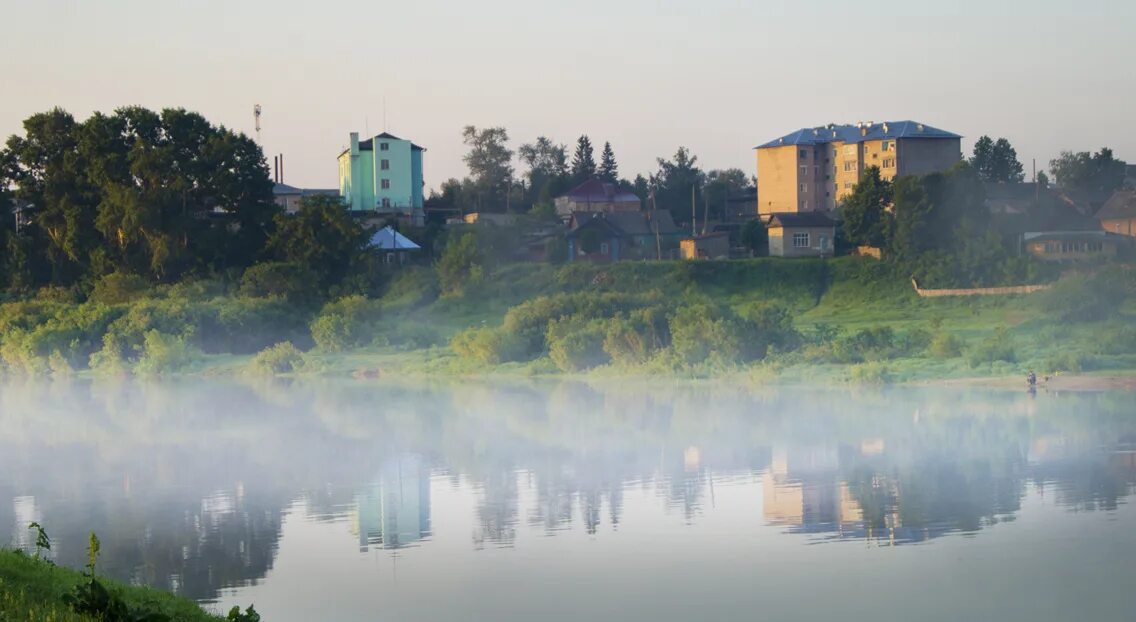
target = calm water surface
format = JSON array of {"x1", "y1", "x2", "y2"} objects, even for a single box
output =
[{"x1": 2, "y1": 380, "x2": 1135, "y2": 621}]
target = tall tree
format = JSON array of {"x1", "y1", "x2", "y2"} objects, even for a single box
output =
[
  {"x1": 652, "y1": 147, "x2": 704, "y2": 226},
  {"x1": 841, "y1": 166, "x2": 893, "y2": 249},
  {"x1": 1049, "y1": 148, "x2": 1126, "y2": 194},
  {"x1": 571, "y1": 135, "x2": 596, "y2": 183},
  {"x1": 703, "y1": 168, "x2": 753, "y2": 221},
  {"x1": 518, "y1": 136, "x2": 569, "y2": 205},
  {"x1": 598, "y1": 142, "x2": 618, "y2": 182},
  {"x1": 267, "y1": 194, "x2": 369, "y2": 292},
  {"x1": 461, "y1": 126, "x2": 513, "y2": 212},
  {"x1": 970, "y1": 135, "x2": 1025, "y2": 183}
]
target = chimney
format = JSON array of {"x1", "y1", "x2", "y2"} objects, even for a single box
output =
[
  {"x1": 279, "y1": 154, "x2": 284, "y2": 183},
  {"x1": 350, "y1": 132, "x2": 360, "y2": 156},
  {"x1": 882, "y1": 122, "x2": 889, "y2": 134},
  {"x1": 273, "y1": 156, "x2": 279, "y2": 183}
]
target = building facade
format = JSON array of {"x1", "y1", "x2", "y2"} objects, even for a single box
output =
[
  {"x1": 765, "y1": 212, "x2": 836, "y2": 258},
  {"x1": 555, "y1": 179, "x2": 642, "y2": 217},
  {"x1": 1097, "y1": 190, "x2": 1136, "y2": 236},
  {"x1": 754, "y1": 121, "x2": 961, "y2": 214},
  {"x1": 338, "y1": 132, "x2": 425, "y2": 217}
]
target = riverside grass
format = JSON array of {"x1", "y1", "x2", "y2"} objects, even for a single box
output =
[
  {"x1": 0, "y1": 549, "x2": 225, "y2": 621},
  {"x1": 2, "y1": 257, "x2": 1134, "y2": 383}
]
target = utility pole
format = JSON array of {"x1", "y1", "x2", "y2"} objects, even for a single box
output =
[
  {"x1": 691, "y1": 185, "x2": 696, "y2": 237},
  {"x1": 253, "y1": 104, "x2": 262, "y2": 144},
  {"x1": 651, "y1": 189, "x2": 662, "y2": 261}
]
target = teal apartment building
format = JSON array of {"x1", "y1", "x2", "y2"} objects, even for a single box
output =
[{"x1": 338, "y1": 132, "x2": 425, "y2": 218}]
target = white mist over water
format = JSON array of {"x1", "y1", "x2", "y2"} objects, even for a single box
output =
[{"x1": 2, "y1": 379, "x2": 1134, "y2": 621}]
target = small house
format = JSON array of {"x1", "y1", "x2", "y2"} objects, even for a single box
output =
[
  {"x1": 1022, "y1": 231, "x2": 1129, "y2": 261},
  {"x1": 680, "y1": 232, "x2": 730, "y2": 260},
  {"x1": 555, "y1": 179, "x2": 642, "y2": 217},
  {"x1": 1096, "y1": 191, "x2": 1136, "y2": 236},
  {"x1": 565, "y1": 211, "x2": 681, "y2": 262},
  {"x1": 369, "y1": 226, "x2": 421, "y2": 266},
  {"x1": 765, "y1": 212, "x2": 836, "y2": 258}
]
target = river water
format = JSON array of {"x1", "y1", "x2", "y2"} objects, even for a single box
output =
[{"x1": 2, "y1": 379, "x2": 1134, "y2": 621}]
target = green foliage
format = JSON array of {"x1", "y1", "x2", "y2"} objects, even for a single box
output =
[
  {"x1": 740, "y1": 219, "x2": 767, "y2": 256},
  {"x1": 571, "y1": 135, "x2": 597, "y2": 183},
  {"x1": 133, "y1": 330, "x2": 197, "y2": 375},
  {"x1": 603, "y1": 307, "x2": 669, "y2": 366},
  {"x1": 653, "y1": 147, "x2": 704, "y2": 227},
  {"x1": 967, "y1": 327, "x2": 1017, "y2": 367},
  {"x1": 841, "y1": 166, "x2": 893, "y2": 248},
  {"x1": 929, "y1": 332, "x2": 964, "y2": 358},
  {"x1": 450, "y1": 327, "x2": 525, "y2": 365},
  {"x1": 436, "y1": 232, "x2": 484, "y2": 296},
  {"x1": 90, "y1": 273, "x2": 150, "y2": 305},
  {"x1": 310, "y1": 295, "x2": 382, "y2": 352},
  {"x1": 1039, "y1": 270, "x2": 1131, "y2": 323},
  {"x1": 849, "y1": 361, "x2": 892, "y2": 384},
  {"x1": 1049, "y1": 148, "x2": 1127, "y2": 194},
  {"x1": 598, "y1": 141, "x2": 618, "y2": 183},
  {"x1": 252, "y1": 341, "x2": 305, "y2": 375},
  {"x1": 27, "y1": 522, "x2": 50, "y2": 559},
  {"x1": 226, "y1": 605, "x2": 261, "y2": 622},
  {"x1": 462, "y1": 126, "x2": 514, "y2": 208},
  {"x1": 668, "y1": 302, "x2": 764, "y2": 366},
  {"x1": 547, "y1": 318, "x2": 610, "y2": 371},
  {"x1": 239, "y1": 261, "x2": 319, "y2": 305},
  {"x1": 970, "y1": 135, "x2": 1025, "y2": 183},
  {"x1": 267, "y1": 194, "x2": 369, "y2": 292}
]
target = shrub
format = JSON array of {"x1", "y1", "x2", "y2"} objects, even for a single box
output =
[
  {"x1": 739, "y1": 302, "x2": 801, "y2": 351},
  {"x1": 90, "y1": 273, "x2": 149, "y2": 305},
  {"x1": 450, "y1": 327, "x2": 525, "y2": 365},
  {"x1": 603, "y1": 307, "x2": 669, "y2": 366},
  {"x1": 309, "y1": 296, "x2": 381, "y2": 352},
  {"x1": 849, "y1": 361, "x2": 892, "y2": 384},
  {"x1": 1039, "y1": 270, "x2": 1132, "y2": 323},
  {"x1": 831, "y1": 326, "x2": 896, "y2": 363},
  {"x1": 668, "y1": 303, "x2": 764, "y2": 366},
  {"x1": 252, "y1": 342, "x2": 305, "y2": 375},
  {"x1": 239, "y1": 262, "x2": 319, "y2": 305},
  {"x1": 929, "y1": 332, "x2": 964, "y2": 358},
  {"x1": 133, "y1": 330, "x2": 197, "y2": 375},
  {"x1": 895, "y1": 327, "x2": 933, "y2": 356},
  {"x1": 1040, "y1": 351, "x2": 1091, "y2": 374},
  {"x1": 967, "y1": 327, "x2": 1016, "y2": 367},
  {"x1": 548, "y1": 319, "x2": 610, "y2": 372},
  {"x1": 436, "y1": 232, "x2": 483, "y2": 296}
]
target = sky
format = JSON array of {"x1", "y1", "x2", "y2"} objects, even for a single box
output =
[{"x1": 3, "y1": 0, "x2": 1134, "y2": 192}]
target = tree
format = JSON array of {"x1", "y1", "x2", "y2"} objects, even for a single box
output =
[
  {"x1": 571, "y1": 135, "x2": 596, "y2": 183},
  {"x1": 518, "y1": 136, "x2": 569, "y2": 207},
  {"x1": 1049, "y1": 148, "x2": 1126, "y2": 194},
  {"x1": 653, "y1": 147, "x2": 705, "y2": 227},
  {"x1": 703, "y1": 168, "x2": 753, "y2": 222},
  {"x1": 461, "y1": 126, "x2": 513, "y2": 211},
  {"x1": 267, "y1": 194, "x2": 369, "y2": 291},
  {"x1": 841, "y1": 166, "x2": 893, "y2": 249},
  {"x1": 598, "y1": 142, "x2": 618, "y2": 182},
  {"x1": 1036, "y1": 171, "x2": 1049, "y2": 188},
  {"x1": 740, "y1": 219, "x2": 767, "y2": 256},
  {"x1": 970, "y1": 135, "x2": 1025, "y2": 183}
]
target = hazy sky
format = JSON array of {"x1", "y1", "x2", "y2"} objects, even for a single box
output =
[{"x1": 4, "y1": 0, "x2": 1134, "y2": 192}]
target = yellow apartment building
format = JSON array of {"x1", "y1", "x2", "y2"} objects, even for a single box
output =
[{"x1": 754, "y1": 120, "x2": 962, "y2": 215}]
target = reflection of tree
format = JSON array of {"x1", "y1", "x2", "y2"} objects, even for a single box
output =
[{"x1": 474, "y1": 469, "x2": 519, "y2": 548}]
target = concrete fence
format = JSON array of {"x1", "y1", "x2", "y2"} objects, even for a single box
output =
[{"x1": 911, "y1": 278, "x2": 1052, "y2": 298}]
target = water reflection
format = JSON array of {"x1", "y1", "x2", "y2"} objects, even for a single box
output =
[{"x1": 1, "y1": 380, "x2": 1134, "y2": 607}]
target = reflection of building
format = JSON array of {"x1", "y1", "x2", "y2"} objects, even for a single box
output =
[
  {"x1": 355, "y1": 455, "x2": 431, "y2": 551},
  {"x1": 762, "y1": 446, "x2": 862, "y2": 531}
]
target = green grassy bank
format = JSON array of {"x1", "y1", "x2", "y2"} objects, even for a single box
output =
[
  {"x1": 0, "y1": 549, "x2": 227, "y2": 621},
  {"x1": 2, "y1": 257, "x2": 1134, "y2": 384}
]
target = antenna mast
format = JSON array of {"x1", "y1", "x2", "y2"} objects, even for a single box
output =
[{"x1": 253, "y1": 104, "x2": 262, "y2": 143}]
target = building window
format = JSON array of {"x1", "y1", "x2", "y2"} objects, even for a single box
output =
[
  {"x1": 793, "y1": 233, "x2": 810, "y2": 248},
  {"x1": 381, "y1": 198, "x2": 391, "y2": 208},
  {"x1": 381, "y1": 159, "x2": 390, "y2": 170},
  {"x1": 882, "y1": 140, "x2": 892, "y2": 152},
  {"x1": 800, "y1": 166, "x2": 806, "y2": 177},
  {"x1": 883, "y1": 158, "x2": 895, "y2": 168},
  {"x1": 381, "y1": 179, "x2": 391, "y2": 189},
  {"x1": 799, "y1": 149, "x2": 807, "y2": 160},
  {"x1": 799, "y1": 184, "x2": 806, "y2": 193},
  {"x1": 380, "y1": 142, "x2": 389, "y2": 151},
  {"x1": 814, "y1": 166, "x2": 819, "y2": 176},
  {"x1": 843, "y1": 161, "x2": 857, "y2": 172},
  {"x1": 600, "y1": 242, "x2": 610, "y2": 255}
]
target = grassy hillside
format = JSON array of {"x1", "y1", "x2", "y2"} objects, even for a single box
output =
[
  {"x1": 1, "y1": 257, "x2": 1133, "y2": 383},
  {"x1": 0, "y1": 549, "x2": 227, "y2": 621}
]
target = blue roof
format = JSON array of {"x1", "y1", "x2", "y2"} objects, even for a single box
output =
[{"x1": 755, "y1": 121, "x2": 959, "y2": 149}]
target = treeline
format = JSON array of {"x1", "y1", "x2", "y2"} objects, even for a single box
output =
[
  {"x1": 429, "y1": 127, "x2": 755, "y2": 226},
  {"x1": 0, "y1": 107, "x2": 393, "y2": 298}
]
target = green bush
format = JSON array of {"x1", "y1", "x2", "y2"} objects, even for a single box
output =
[
  {"x1": 239, "y1": 261, "x2": 319, "y2": 305},
  {"x1": 967, "y1": 327, "x2": 1016, "y2": 367},
  {"x1": 450, "y1": 327, "x2": 525, "y2": 365},
  {"x1": 668, "y1": 303, "x2": 764, "y2": 366},
  {"x1": 252, "y1": 342, "x2": 305, "y2": 375},
  {"x1": 895, "y1": 327, "x2": 933, "y2": 356},
  {"x1": 89, "y1": 273, "x2": 149, "y2": 305},
  {"x1": 603, "y1": 307, "x2": 669, "y2": 366},
  {"x1": 548, "y1": 318, "x2": 610, "y2": 372},
  {"x1": 1039, "y1": 270, "x2": 1132, "y2": 323},
  {"x1": 831, "y1": 326, "x2": 896, "y2": 363},
  {"x1": 739, "y1": 302, "x2": 801, "y2": 351},
  {"x1": 849, "y1": 361, "x2": 892, "y2": 384},
  {"x1": 133, "y1": 330, "x2": 197, "y2": 375},
  {"x1": 929, "y1": 332, "x2": 964, "y2": 358},
  {"x1": 309, "y1": 296, "x2": 381, "y2": 352}
]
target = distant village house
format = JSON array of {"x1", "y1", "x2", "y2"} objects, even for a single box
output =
[
  {"x1": 555, "y1": 179, "x2": 642, "y2": 217},
  {"x1": 566, "y1": 211, "x2": 680, "y2": 262},
  {"x1": 765, "y1": 212, "x2": 836, "y2": 258}
]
